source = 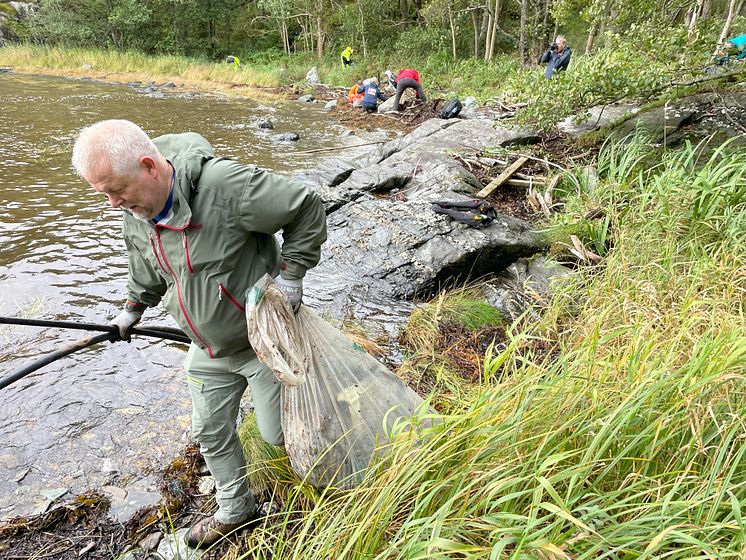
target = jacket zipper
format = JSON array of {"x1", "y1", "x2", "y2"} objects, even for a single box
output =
[
  {"x1": 217, "y1": 283, "x2": 245, "y2": 312},
  {"x1": 149, "y1": 234, "x2": 168, "y2": 274},
  {"x1": 155, "y1": 227, "x2": 214, "y2": 357},
  {"x1": 182, "y1": 230, "x2": 194, "y2": 274}
]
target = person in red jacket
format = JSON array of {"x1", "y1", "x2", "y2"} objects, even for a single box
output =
[{"x1": 391, "y1": 68, "x2": 427, "y2": 112}]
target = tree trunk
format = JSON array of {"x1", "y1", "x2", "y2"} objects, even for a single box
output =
[
  {"x1": 702, "y1": 0, "x2": 712, "y2": 18},
  {"x1": 542, "y1": 0, "x2": 553, "y2": 47},
  {"x1": 400, "y1": 0, "x2": 409, "y2": 29},
  {"x1": 449, "y1": 7, "x2": 457, "y2": 60},
  {"x1": 488, "y1": 0, "x2": 500, "y2": 60},
  {"x1": 585, "y1": 21, "x2": 597, "y2": 54},
  {"x1": 358, "y1": 3, "x2": 368, "y2": 57},
  {"x1": 718, "y1": 0, "x2": 738, "y2": 45},
  {"x1": 472, "y1": 9, "x2": 480, "y2": 58},
  {"x1": 519, "y1": 0, "x2": 529, "y2": 65},
  {"x1": 687, "y1": 0, "x2": 704, "y2": 39},
  {"x1": 484, "y1": 0, "x2": 494, "y2": 61}
]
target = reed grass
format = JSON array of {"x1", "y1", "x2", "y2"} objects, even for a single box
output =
[{"x1": 229, "y1": 134, "x2": 746, "y2": 558}]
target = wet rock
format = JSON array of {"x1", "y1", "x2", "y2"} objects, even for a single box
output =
[
  {"x1": 0, "y1": 67, "x2": 12, "y2": 74},
  {"x1": 307, "y1": 198, "x2": 544, "y2": 322},
  {"x1": 305, "y1": 67, "x2": 320, "y2": 84},
  {"x1": 608, "y1": 94, "x2": 713, "y2": 144},
  {"x1": 139, "y1": 531, "x2": 163, "y2": 550},
  {"x1": 482, "y1": 257, "x2": 572, "y2": 321},
  {"x1": 324, "y1": 100, "x2": 337, "y2": 112},
  {"x1": 102, "y1": 485, "x2": 127, "y2": 502},
  {"x1": 257, "y1": 118, "x2": 274, "y2": 129},
  {"x1": 156, "y1": 528, "x2": 191, "y2": 560},
  {"x1": 104, "y1": 478, "x2": 161, "y2": 523},
  {"x1": 41, "y1": 487, "x2": 68, "y2": 501},
  {"x1": 313, "y1": 119, "x2": 539, "y2": 209},
  {"x1": 526, "y1": 256, "x2": 573, "y2": 296},
  {"x1": 558, "y1": 103, "x2": 641, "y2": 136},
  {"x1": 295, "y1": 157, "x2": 357, "y2": 191},
  {"x1": 9, "y1": 2, "x2": 36, "y2": 20},
  {"x1": 161, "y1": 81, "x2": 176, "y2": 88},
  {"x1": 378, "y1": 97, "x2": 399, "y2": 113},
  {"x1": 297, "y1": 94, "x2": 315, "y2": 103},
  {"x1": 274, "y1": 132, "x2": 300, "y2": 142},
  {"x1": 299, "y1": 117, "x2": 543, "y2": 331},
  {"x1": 197, "y1": 476, "x2": 215, "y2": 495},
  {"x1": 464, "y1": 96, "x2": 478, "y2": 109}
]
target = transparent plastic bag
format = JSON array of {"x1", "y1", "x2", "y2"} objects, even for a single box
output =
[{"x1": 246, "y1": 274, "x2": 428, "y2": 488}]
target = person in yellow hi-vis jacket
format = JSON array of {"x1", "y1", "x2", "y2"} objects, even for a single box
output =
[
  {"x1": 225, "y1": 55, "x2": 241, "y2": 68},
  {"x1": 341, "y1": 46, "x2": 354, "y2": 68}
]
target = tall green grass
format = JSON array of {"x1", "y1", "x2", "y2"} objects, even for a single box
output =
[{"x1": 227, "y1": 134, "x2": 746, "y2": 559}]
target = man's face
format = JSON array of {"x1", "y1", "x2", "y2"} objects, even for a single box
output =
[
  {"x1": 86, "y1": 157, "x2": 168, "y2": 221},
  {"x1": 556, "y1": 38, "x2": 566, "y2": 51}
]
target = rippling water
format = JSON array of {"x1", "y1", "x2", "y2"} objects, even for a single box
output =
[{"x1": 0, "y1": 72, "x2": 379, "y2": 520}]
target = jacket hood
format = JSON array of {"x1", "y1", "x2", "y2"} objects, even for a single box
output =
[{"x1": 154, "y1": 132, "x2": 215, "y2": 191}]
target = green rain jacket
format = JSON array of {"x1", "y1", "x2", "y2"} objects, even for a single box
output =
[{"x1": 123, "y1": 132, "x2": 327, "y2": 358}]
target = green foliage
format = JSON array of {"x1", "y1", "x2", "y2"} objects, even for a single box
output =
[
  {"x1": 507, "y1": 34, "x2": 698, "y2": 130},
  {"x1": 230, "y1": 134, "x2": 746, "y2": 560}
]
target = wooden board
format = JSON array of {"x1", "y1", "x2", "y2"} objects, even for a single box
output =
[{"x1": 476, "y1": 156, "x2": 529, "y2": 198}]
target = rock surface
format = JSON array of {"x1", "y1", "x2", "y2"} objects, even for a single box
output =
[{"x1": 299, "y1": 118, "x2": 545, "y2": 332}]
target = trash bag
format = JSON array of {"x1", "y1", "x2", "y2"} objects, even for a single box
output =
[
  {"x1": 439, "y1": 98, "x2": 462, "y2": 119},
  {"x1": 431, "y1": 198, "x2": 497, "y2": 228},
  {"x1": 246, "y1": 275, "x2": 429, "y2": 488}
]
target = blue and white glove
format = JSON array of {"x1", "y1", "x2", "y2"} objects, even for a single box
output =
[
  {"x1": 109, "y1": 301, "x2": 145, "y2": 342},
  {"x1": 274, "y1": 275, "x2": 303, "y2": 313}
]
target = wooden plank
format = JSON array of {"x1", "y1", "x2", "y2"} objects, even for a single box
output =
[{"x1": 476, "y1": 156, "x2": 529, "y2": 198}]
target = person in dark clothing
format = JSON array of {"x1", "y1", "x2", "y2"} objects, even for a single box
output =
[
  {"x1": 360, "y1": 79, "x2": 387, "y2": 113},
  {"x1": 539, "y1": 35, "x2": 572, "y2": 79},
  {"x1": 391, "y1": 68, "x2": 427, "y2": 112}
]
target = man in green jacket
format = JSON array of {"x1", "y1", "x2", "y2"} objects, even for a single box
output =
[{"x1": 71, "y1": 119, "x2": 327, "y2": 548}]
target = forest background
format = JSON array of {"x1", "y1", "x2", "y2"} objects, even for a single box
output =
[{"x1": 3, "y1": 0, "x2": 746, "y2": 129}]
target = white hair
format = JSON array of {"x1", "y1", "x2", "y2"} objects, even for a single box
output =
[
  {"x1": 555, "y1": 35, "x2": 567, "y2": 44},
  {"x1": 72, "y1": 119, "x2": 160, "y2": 179}
]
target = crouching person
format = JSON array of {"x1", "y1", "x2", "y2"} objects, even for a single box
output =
[{"x1": 360, "y1": 78, "x2": 387, "y2": 113}]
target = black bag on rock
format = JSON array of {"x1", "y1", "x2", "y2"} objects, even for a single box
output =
[{"x1": 440, "y1": 98, "x2": 462, "y2": 119}]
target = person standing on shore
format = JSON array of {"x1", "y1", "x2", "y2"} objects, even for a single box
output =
[
  {"x1": 539, "y1": 35, "x2": 572, "y2": 79},
  {"x1": 71, "y1": 119, "x2": 327, "y2": 549},
  {"x1": 341, "y1": 46, "x2": 355, "y2": 68}
]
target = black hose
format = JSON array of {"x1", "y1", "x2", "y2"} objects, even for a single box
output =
[
  {"x1": 0, "y1": 316, "x2": 190, "y2": 344},
  {"x1": 0, "y1": 333, "x2": 117, "y2": 390}
]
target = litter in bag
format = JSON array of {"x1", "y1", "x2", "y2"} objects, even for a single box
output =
[{"x1": 246, "y1": 275, "x2": 429, "y2": 488}]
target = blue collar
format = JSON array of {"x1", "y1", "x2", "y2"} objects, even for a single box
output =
[{"x1": 152, "y1": 167, "x2": 175, "y2": 224}]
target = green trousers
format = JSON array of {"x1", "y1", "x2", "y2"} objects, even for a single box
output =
[{"x1": 184, "y1": 344, "x2": 283, "y2": 524}]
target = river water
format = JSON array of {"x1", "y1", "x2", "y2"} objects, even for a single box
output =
[{"x1": 0, "y1": 72, "x2": 387, "y2": 521}]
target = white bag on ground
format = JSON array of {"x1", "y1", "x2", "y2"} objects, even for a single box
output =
[{"x1": 246, "y1": 274, "x2": 428, "y2": 488}]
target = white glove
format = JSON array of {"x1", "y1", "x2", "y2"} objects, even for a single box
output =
[
  {"x1": 274, "y1": 275, "x2": 303, "y2": 313},
  {"x1": 109, "y1": 303, "x2": 144, "y2": 342}
]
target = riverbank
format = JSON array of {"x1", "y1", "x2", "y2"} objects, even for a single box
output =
[{"x1": 2, "y1": 51, "x2": 746, "y2": 559}]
